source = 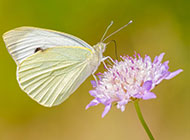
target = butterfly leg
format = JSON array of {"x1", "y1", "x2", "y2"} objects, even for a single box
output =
[
  {"x1": 102, "y1": 61, "x2": 109, "y2": 70},
  {"x1": 102, "y1": 56, "x2": 116, "y2": 64},
  {"x1": 101, "y1": 56, "x2": 115, "y2": 70},
  {"x1": 92, "y1": 73, "x2": 98, "y2": 84}
]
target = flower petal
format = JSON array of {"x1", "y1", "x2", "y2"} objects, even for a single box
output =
[
  {"x1": 91, "y1": 80, "x2": 97, "y2": 87},
  {"x1": 133, "y1": 93, "x2": 142, "y2": 99},
  {"x1": 165, "y1": 69, "x2": 183, "y2": 80},
  {"x1": 157, "y1": 53, "x2": 165, "y2": 63},
  {"x1": 96, "y1": 72, "x2": 103, "y2": 76},
  {"x1": 144, "y1": 55, "x2": 151, "y2": 63},
  {"x1": 85, "y1": 99, "x2": 99, "y2": 110},
  {"x1": 117, "y1": 99, "x2": 128, "y2": 111},
  {"x1": 142, "y1": 92, "x2": 156, "y2": 100},
  {"x1": 102, "y1": 104, "x2": 112, "y2": 118},
  {"x1": 120, "y1": 105, "x2": 126, "y2": 112},
  {"x1": 89, "y1": 90, "x2": 97, "y2": 96},
  {"x1": 163, "y1": 61, "x2": 169, "y2": 70},
  {"x1": 153, "y1": 56, "x2": 158, "y2": 64},
  {"x1": 143, "y1": 80, "x2": 152, "y2": 91}
]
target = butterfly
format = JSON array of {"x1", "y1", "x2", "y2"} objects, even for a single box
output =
[{"x1": 2, "y1": 20, "x2": 132, "y2": 107}]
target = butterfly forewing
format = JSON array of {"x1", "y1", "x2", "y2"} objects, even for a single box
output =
[
  {"x1": 3, "y1": 27, "x2": 92, "y2": 64},
  {"x1": 17, "y1": 46, "x2": 94, "y2": 107}
]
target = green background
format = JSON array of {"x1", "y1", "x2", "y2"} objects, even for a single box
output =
[{"x1": 0, "y1": 0, "x2": 189, "y2": 139}]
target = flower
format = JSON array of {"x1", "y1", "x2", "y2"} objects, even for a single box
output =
[{"x1": 86, "y1": 53, "x2": 183, "y2": 117}]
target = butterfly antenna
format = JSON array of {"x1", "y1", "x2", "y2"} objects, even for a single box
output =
[
  {"x1": 112, "y1": 40, "x2": 118, "y2": 60},
  {"x1": 100, "y1": 21, "x2": 114, "y2": 42},
  {"x1": 103, "y1": 20, "x2": 133, "y2": 42}
]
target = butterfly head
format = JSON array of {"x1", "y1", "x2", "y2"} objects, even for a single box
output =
[
  {"x1": 93, "y1": 42, "x2": 106, "y2": 54},
  {"x1": 93, "y1": 20, "x2": 132, "y2": 59},
  {"x1": 94, "y1": 20, "x2": 132, "y2": 54}
]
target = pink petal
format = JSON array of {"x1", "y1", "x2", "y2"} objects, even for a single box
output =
[
  {"x1": 153, "y1": 56, "x2": 158, "y2": 64},
  {"x1": 91, "y1": 80, "x2": 97, "y2": 87},
  {"x1": 165, "y1": 69, "x2": 183, "y2": 80},
  {"x1": 133, "y1": 93, "x2": 142, "y2": 99},
  {"x1": 89, "y1": 90, "x2": 97, "y2": 96},
  {"x1": 143, "y1": 80, "x2": 152, "y2": 91},
  {"x1": 157, "y1": 53, "x2": 165, "y2": 63},
  {"x1": 96, "y1": 72, "x2": 103, "y2": 76},
  {"x1": 85, "y1": 99, "x2": 99, "y2": 110},
  {"x1": 120, "y1": 105, "x2": 125, "y2": 112},
  {"x1": 144, "y1": 55, "x2": 151, "y2": 63},
  {"x1": 102, "y1": 104, "x2": 112, "y2": 118},
  {"x1": 142, "y1": 92, "x2": 156, "y2": 100},
  {"x1": 162, "y1": 61, "x2": 169, "y2": 71}
]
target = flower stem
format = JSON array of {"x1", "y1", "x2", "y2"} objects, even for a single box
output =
[{"x1": 134, "y1": 100, "x2": 154, "y2": 140}]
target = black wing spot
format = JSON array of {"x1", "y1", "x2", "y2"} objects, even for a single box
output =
[{"x1": 34, "y1": 47, "x2": 43, "y2": 53}]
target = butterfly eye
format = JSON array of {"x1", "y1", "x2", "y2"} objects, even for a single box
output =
[{"x1": 34, "y1": 47, "x2": 43, "y2": 53}]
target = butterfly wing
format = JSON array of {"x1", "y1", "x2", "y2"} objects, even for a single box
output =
[
  {"x1": 17, "y1": 46, "x2": 95, "y2": 107},
  {"x1": 3, "y1": 26, "x2": 92, "y2": 64}
]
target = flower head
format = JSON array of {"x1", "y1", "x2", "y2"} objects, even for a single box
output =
[{"x1": 86, "y1": 53, "x2": 182, "y2": 117}]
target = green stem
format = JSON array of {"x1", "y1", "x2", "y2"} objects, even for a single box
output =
[{"x1": 134, "y1": 100, "x2": 154, "y2": 140}]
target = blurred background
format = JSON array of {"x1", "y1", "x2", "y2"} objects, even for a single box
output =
[{"x1": 0, "y1": 0, "x2": 189, "y2": 139}]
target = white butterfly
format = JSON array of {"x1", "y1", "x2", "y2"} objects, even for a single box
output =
[{"x1": 3, "y1": 21, "x2": 132, "y2": 107}]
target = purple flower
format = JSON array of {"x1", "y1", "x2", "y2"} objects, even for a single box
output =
[{"x1": 86, "y1": 53, "x2": 183, "y2": 117}]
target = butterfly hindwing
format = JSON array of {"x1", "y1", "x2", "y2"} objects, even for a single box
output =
[{"x1": 17, "y1": 46, "x2": 93, "y2": 107}]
